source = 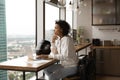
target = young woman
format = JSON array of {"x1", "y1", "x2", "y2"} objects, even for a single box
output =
[{"x1": 37, "y1": 20, "x2": 78, "y2": 80}]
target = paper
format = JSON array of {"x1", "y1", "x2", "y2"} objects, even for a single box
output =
[{"x1": 26, "y1": 59, "x2": 52, "y2": 64}]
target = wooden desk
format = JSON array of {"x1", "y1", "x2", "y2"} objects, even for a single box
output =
[
  {"x1": 75, "y1": 43, "x2": 91, "y2": 52},
  {"x1": 0, "y1": 56, "x2": 58, "y2": 80},
  {"x1": 75, "y1": 43, "x2": 91, "y2": 56},
  {"x1": 93, "y1": 45, "x2": 120, "y2": 49}
]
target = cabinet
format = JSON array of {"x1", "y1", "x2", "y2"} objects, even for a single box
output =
[
  {"x1": 110, "y1": 49, "x2": 120, "y2": 75},
  {"x1": 95, "y1": 48, "x2": 120, "y2": 76},
  {"x1": 92, "y1": 0, "x2": 120, "y2": 25},
  {"x1": 95, "y1": 49, "x2": 111, "y2": 75}
]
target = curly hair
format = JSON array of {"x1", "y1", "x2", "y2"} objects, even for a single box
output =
[{"x1": 55, "y1": 20, "x2": 70, "y2": 36}]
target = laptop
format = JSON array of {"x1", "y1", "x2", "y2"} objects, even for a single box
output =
[{"x1": 25, "y1": 46, "x2": 35, "y2": 60}]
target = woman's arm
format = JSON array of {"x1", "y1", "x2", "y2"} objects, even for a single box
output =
[{"x1": 49, "y1": 37, "x2": 73, "y2": 60}]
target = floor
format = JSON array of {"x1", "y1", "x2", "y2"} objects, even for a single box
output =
[{"x1": 96, "y1": 75, "x2": 120, "y2": 80}]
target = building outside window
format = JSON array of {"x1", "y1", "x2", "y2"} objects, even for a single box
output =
[{"x1": 0, "y1": 0, "x2": 7, "y2": 80}]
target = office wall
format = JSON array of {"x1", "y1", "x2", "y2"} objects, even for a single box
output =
[
  {"x1": 92, "y1": 26, "x2": 120, "y2": 41},
  {"x1": 75, "y1": 0, "x2": 92, "y2": 41}
]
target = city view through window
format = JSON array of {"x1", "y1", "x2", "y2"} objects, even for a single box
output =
[
  {"x1": 6, "y1": 0, "x2": 35, "y2": 59},
  {"x1": 6, "y1": 0, "x2": 35, "y2": 79}
]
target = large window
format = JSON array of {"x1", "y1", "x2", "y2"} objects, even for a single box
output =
[
  {"x1": 5, "y1": 0, "x2": 36, "y2": 79},
  {"x1": 6, "y1": 0, "x2": 35, "y2": 59},
  {"x1": 45, "y1": 3, "x2": 59, "y2": 41}
]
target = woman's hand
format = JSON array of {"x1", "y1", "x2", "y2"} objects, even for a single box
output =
[{"x1": 52, "y1": 35, "x2": 58, "y2": 43}]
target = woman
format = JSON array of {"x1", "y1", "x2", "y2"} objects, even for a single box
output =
[{"x1": 38, "y1": 20, "x2": 78, "y2": 80}]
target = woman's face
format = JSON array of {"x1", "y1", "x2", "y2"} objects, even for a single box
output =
[{"x1": 54, "y1": 24, "x2": 63, "y2": 37}]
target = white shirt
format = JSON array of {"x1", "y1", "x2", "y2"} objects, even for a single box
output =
[{"x1": 49, "y1": 36, "x2": 79, "y2": 67}]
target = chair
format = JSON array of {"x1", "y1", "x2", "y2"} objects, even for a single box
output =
[
  {"x1": 63, "y1": 51, "x2": 96, "y2": 80},
  {"x1": 63, "y1": 55, "x2": 87, "y2": 80}
]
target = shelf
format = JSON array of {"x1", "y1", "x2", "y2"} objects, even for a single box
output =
[{"x1": 92, "y1": 0, "x2": 120, "y2": 25}]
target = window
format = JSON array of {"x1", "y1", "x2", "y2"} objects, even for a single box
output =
[
  {"x1": 66, "y1": 7, "x2": 74, "y2": 40},
  {"x1": 66, "y1": 0, "x2": 73, "y2": 29},
  {"x1": 66, "y1": 9, "x2": 73, "y2": 29},
  {"x1": 6, "y1": 0, "x2": 36, "y2": 59},
  {"x1": 45, "y1": 3, "x2": 59, "y2": 41},
  {"x1": 5, "y1": 0, "x2": 36, "y2": 79}
]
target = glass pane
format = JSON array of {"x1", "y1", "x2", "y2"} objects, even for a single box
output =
[
  {"x1": 66, "y1": 10, "x2": 72, "y2": 28},
  {"x1": 6, "y1": 0, "x2": 35, "y2": 59},
  {"x1": 45, "y1": 3, "x2": 59, "y2": 41},
  {"x1": 66, "y1": 0, "x2": 73, "y2": 28},
  {"x1": 117, "y1": 0, "x2": 120, "y2": 24},
  {"x1": 66, "y1": 8, "x2": 73, "y2": 39},
  {"x1": 92, "y1": 0, "x2": 116, "y2": 25},
  {"x1": 6, "y1": 0, "x2": 36, "y2": 79}
]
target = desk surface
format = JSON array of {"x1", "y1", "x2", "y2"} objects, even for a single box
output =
[
  {"x1": 0, "y1": 56, "x2": 58, "y2": 72},
  {"x1": 75, "y1": 43, "x2": 91, "y2": 52}
]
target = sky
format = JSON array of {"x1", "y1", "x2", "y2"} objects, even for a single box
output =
[{"x1": 5, "y1": 0, "x2": 35, "y2": 36}]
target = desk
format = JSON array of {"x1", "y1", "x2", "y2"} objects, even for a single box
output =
[
  {"x1": 75, "y1": 43, "x2": 91, "y2": 56},
  {"x1": 93, "y1": 45, "x2": 120, "y2": 49},
  {"x1": 0, "y1": 56, "x2": 58, "y2": 80}
]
